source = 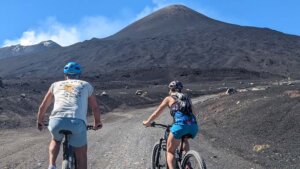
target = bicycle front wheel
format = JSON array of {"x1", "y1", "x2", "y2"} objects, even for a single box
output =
[
  {"x1": 152, "y1": 141, "x2": 168, "y2": 169},
  {"x1": 181, "y1": 150, "x2": 206, "y2": 169}
]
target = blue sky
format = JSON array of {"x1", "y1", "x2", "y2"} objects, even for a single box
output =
[{"x1": 0, "y1": 0, "x2": 299, "y2": 47}]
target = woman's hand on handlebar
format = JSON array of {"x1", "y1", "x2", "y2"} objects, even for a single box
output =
[
  {"x1": 93, "y1": 121, "x2": 103, "y2": 130},
  {"x1": 143, "y1": 120, "x2": 151, "y2": 127}
]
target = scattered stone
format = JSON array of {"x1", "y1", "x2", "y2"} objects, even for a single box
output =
[
  {"x1": 284, "y1": 90, "x2": 300, "y2": 98},
  {"x1": 225, "y1": 88, "x2": 237, "y2": 95},
  {"x1": 20, "y1": 93, "x2": 26, "y2": 98},
  {"x1": 135, "y1": 90, "x2": 144, "y2": 96},
  {"x1": 238, "y1": 89, "x2": 248, "y2": 92},
  {"x1": 100, "y1": 91, "x2": 108, "y2": 97},
  {"x1": 253, "y1": 144, "x2": 270, "y2": 152},
  {"x1": 236, "y1": 101, "x2": 240, "y2": 104},
  {"x1": 251, "y1": 86, "x2": 268, "y2": 91}
]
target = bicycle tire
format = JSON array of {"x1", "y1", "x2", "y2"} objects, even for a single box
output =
[
  {"x1": 152, "y1": 141, "x2": 168, "y2": 169},
  {"x1": 152, "y1": 142, "x2": 160, "y2": 169},
  {"x1": 61, "y1": 153, "x2": 76, "y2": 169},
  {"x1": 181, "y1": 150, "x2": 206, "y2": 169}
]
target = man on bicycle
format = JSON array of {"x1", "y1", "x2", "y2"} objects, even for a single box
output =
[
  {"x1": 143, "y1": 81, "x2": 198, "y2": 169},
  {"x1": 37, "y1": 61, "x2": 102, "y2": 169}
]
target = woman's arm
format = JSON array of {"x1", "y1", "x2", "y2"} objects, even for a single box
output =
[{"x1": 143, "y1": 97, "x2": 169, "y2": 126}]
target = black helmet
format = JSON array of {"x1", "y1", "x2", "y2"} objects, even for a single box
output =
[{"x1": 168, "y1": 80, "x2": 183, "y2": 92}]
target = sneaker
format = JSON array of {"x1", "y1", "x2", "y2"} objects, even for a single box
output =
[{"x1": 48, "y1": 165, "x2": 56, "y2": 169}]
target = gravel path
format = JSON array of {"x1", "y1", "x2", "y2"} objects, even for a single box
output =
[{"x1": 0, "y1": 94, "x2": 265, "y2": 169}]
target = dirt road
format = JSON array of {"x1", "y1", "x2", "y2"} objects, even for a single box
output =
[{"x1": 0, "y1": 94, "x2": 265, "y2": 169}]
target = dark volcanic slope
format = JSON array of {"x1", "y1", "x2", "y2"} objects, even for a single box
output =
[
  {"x1": 196, "y1": 84, "x2": 300, "y2": 168},
  {"x1": 0, "y1": 5, "x2": 300, "y2": 78},
  {"x1": 0, "y1": 40, "x2": 61, "y2": 60}
]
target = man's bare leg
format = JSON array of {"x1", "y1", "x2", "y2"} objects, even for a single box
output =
[
  {"x1": 49, "y1": 139, "x2": 61, "y2": 167},
  {"x1": 74, "y1": 144, "x2": 88, "y2": 169}
]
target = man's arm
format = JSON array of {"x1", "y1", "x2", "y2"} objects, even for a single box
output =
[
  {"x1": 37, "y1": 89, "x2": 54, "y2": 130},
  {"x1": 88, "y1": 94, "x2": 102, "y2": 129}
]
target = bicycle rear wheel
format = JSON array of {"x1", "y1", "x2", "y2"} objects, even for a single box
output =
[
  {"x1": 181, "y1": 150, "x2": 206, "y2": 169},
  {"x1": 62, "y1": 152, "x2": 76, "y2": 169},
  {"x1": 152, "y1": 141, "x2": 168, "y2": 169}
]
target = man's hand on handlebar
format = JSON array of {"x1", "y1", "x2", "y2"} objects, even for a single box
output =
[{"x1": 37, "y1": 121, "x2": 45, "y2": 131}]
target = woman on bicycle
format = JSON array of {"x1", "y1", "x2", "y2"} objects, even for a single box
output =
[{"x1": 143, "y1": 80, "x2": 199, "y2": 169}]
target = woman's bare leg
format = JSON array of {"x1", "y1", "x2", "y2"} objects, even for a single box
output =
[
  {"x1": 182, "y1": 138, "x2": 190, "y2": 155},
  {"x1": 167, "y1": 133, "x2": 181, "y2": 169}
]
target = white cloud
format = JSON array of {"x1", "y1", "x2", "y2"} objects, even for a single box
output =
[
  {"x1": 2, "y1": 0, "x2": 208, "y2": 47},
  {"x1": 135, "y1": 0, "x2": 169, "y2": 20},
  {"x1": 2, "y1": 16, "x2": 126, "y2": 47}
]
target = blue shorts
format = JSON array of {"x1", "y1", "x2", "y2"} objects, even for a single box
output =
[
  {"x1": 48, "y1": 118, "x2": 87, "y2": 147},
  {"x1": 170, "y1": 124, "x2": 199, "y2": 140}
]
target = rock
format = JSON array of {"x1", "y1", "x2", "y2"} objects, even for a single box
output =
[
  {"x1": 100, "y1": 91, "x2": 108, "y2": 97},
  {"x1": 253, "y1": 144, "x2": 270, "y2": 152},
  {"x1": 225, "y1": 88, "x2": 237, "y2": 95},
  {"x1": 135, "y1": 90, "x2": 144, "y2": 95},
  {"x1": 20, "y1": 93, "x2": 26, "y2": 98}
]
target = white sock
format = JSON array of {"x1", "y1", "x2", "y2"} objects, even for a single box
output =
[{"x1": 48, "y1": 165, "x2": 56, "y2": 169}]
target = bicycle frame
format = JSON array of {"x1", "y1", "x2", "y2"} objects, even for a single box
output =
[
  {"x1": 151, "y1": 122, "x2": 187, "y2": 169},
  {"x1": 43, "y1": 124, "x2": 95, "y2": 169},
  {"x1": 151, "y1": 122, "x2": 206, "y2": 169},
  {"x1": 61, "y1": 131, "x2": 76, "y2": 169}
]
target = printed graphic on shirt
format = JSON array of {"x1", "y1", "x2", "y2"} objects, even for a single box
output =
[
  {"x1": 59, "y1": 81, "x2": 85, "y2": 98},
  {"x1": 64, "y1": 84, "x2": 74, "y2": 92}
]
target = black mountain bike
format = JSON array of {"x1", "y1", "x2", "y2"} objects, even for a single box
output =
[
  {"x1": 44, "y1": 124, "x2": 96, "y2": 169},
  {"x1": 150, "y1": 122, "x2": 206, "y2": 169}
]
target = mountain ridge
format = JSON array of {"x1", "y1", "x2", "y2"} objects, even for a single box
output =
[
  {"x1": 0, "y1": 40, "x2": 61, "y2": 60},
  {"x1": 0, "y1": 5, "x2": 299, "y2": 79}
]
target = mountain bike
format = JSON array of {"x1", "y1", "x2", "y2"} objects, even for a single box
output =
[
  {"x1": 150, "y1": 122, "x2": 206, "y2": 169},
  {"x1": 44, "y1": 124, "x2": 96, "y2": 169}
]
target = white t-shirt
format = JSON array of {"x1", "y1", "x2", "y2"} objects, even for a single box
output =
[{"x1": 49, "y1": 79, "x2": 94, "y2": 124}]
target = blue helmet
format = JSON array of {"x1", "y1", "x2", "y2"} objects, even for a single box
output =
[{"x1": 64, "y1": 62, "x2": 81, "y2": 75}]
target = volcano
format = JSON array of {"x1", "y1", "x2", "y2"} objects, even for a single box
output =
[{"x1": 0, "y1": 5, "x2": 300, "y2": 79}]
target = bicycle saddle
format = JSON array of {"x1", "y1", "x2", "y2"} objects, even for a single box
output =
[
  {"x1": 59, "y1": 130, "x2": 72, "y2": 135},
  {"x1": 182, "y1": 134, "x2": 192, "y2": 139}
]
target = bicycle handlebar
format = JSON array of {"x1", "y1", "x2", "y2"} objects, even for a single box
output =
[
  {"x1": 40, "y1": 123, "x2": 99, "y2": 131},
  {"x1": 150, "y1": 122, "x2": 172, "y2": 128}
]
